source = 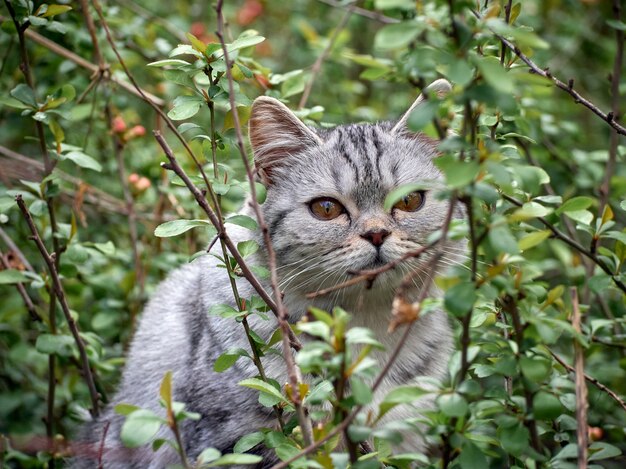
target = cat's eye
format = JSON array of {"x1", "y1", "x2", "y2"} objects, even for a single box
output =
[
  {"x1": 309, "y1": 197, "x2": 345, "y2": 220},
  {"x1": 393, "y1": 191, "x2": 425, "y2": 212}
]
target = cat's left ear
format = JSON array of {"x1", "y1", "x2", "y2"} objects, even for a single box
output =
[
  {"x1": 249, "y1": 96, "x2": 323, "y2": 185},
  {"x1": 391, "y1": 78, "x2": 452, "y2": 136}
]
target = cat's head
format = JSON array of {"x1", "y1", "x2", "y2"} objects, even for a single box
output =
[{"x1": 248, "y1": 80, "x2": 464, "y2": 302}]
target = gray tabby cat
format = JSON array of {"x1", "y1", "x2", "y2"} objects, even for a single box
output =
[{"x1": 71, "y1": 79, "x2": 465, "y2": 467}]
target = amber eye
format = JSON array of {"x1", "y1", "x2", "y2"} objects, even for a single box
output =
[
  {"x1": 393, "y1": 191, "x2": 425, "y2": 212},
  {"x1": 309, "y1": 198, "x2": 345, "y2": 220}
]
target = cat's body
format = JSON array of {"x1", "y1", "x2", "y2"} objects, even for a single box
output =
[{"x1": 72, "y1": 80, "x2": 464, "y2": 467}]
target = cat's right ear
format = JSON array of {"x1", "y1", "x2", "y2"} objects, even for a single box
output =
[
  {"x1": 249, "y1": 96, "x2": 322, "y2": 185},
  {"x1": 391, "y1": 79, "x2": 452, "y2": 136}
]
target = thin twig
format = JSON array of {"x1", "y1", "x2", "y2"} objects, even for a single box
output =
[
  {"x1": 471, "y1": 9, "x2": 626, "y2": 136},
  {"x1": 549, "y1": 350, "x2": 626, "y2": 414},
  {"x1": 571, "y1": 288, "x2": 588, "y2": 469},
  {"x1": 315, "y1": 0, "x2": 398, "y2": 24},
  {"x1": 153, "y1": 132, "x2": 302, "y2": 351},
  {"x1": 15, "y1": 195, "x2": 100, "y2": 417},
  {"x1": 19, "y1": 28, "x2": 163, "y2": 106},
  {"x1": 502, "y1": 193, "x2": 626, "y2": 294},
  {"x1": 599, "y1": 0, "x2": 624, "y2": 212},
  {"x1": 298, "y1": 4, "x2": 355, "y2": 110},
  {"x1": 215, "y1": 0, "x2": 312, "y2": 445}
]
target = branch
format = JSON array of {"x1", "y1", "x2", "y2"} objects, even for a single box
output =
[
  {"x1": 271, "y1": 253, "x2": 444, "y2": 469},
  {"x1": 15, "y1": 195, "x2": 100, "y2": 417},
  {"x1": 315, "y1": 0, "x2": 399, "y2": 24},
  {"x1": 501, "y1": 193, "x2": 626, "y2": 294},
  {"x1": 153, "y1": 131, "x2": 301, "y2": 351},
  {"x1": 298, "y1": 4, "x2": 355, "y2": 109},
  {"x1": 550, "y1": 350, "x2": 626, "y2": 414},
  {"x1": 571, "y1": 288, "x2": 589, "y2": 469},
  {"x1": 471, "y1": 9, "x2": 626, "y2": 136},
  {"x1": 214, "y1": 0, "x2": 312, "y2": 445},
  {"x1": 19, "y1": 28, "x2": 164, "y2": 106},
  {"x1": 599, "y1": 0, "x2": 624, "y2": 212}
]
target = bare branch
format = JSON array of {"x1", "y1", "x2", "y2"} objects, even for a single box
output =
[
  {"x1": 571, "y1": 288, "x2": 588, "y2": 469},
  {"x1": 15, "y1": 195, "x2": 100, "y2": 417},
  {"x1": 298, "y1": 4, "x2": 355, "y2": 110},
  {"x1": 214, "y1": 0, "x2": 312, "y2": 445},
  {"x1": 472, "y1": 9, "x2": 626, "y2": 136}
]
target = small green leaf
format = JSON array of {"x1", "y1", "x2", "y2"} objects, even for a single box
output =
[
  {"x1": 120, "y1": 409, "x2": 163, "y2": 448},
  {"x1": 518, "y1": 230, "x2": 551, "y2": 250},
  {"x1": 444, "y1": 282, "x2": 476, "y2": 317},
  {"x1": 498, "y1": 423, "x2": 529, "y2": 456},
  {"x1": 114, "y1": 403, "x2": 140, "y2": 415},
  {"x1": 239, "y1": 378, "x2": 288, "y2": 404},
  {"x1": 564, "y1": 209, "x2": 593, "y2": 226},
  {"x1": 234, "y1": 432, "x2": 265, "y2": 453},
  {"x1": 160, "y1": 371, "x2": 172, "y2": 408},
  {"x1": 10, "y1": 84, "x2": 37, "y2": 107},
  {"x1": 379, "y1": 385, "x2": 429, "y2": 416},
  {"x1": 35, "y1": 334, "x2": 74, "y2": 356},
  {"x1": 147, "y1": 59, "x2": 190, "y2": 67},
  {"x1": 374, "y1": 22, "x2": 423, "y2": 50},
  {"x1": 59, "y1": 151, "x2": 102, "y2": 172},
  {"x1": 533, "y1": 391, "x2": 563, "y2": 420},
  {"x1": 213, "y1": 352, "x2": 241, "y2": 372},
  {"x1": 197, "y1": 447, "x2": 221, "y2": 464},
  {"x1": 237, "y1": 240, "x2": 259, "y2": 258},
  {"x1": 167, "y1": 96, "x2": 204, "y2": 120},
  {"x1": 226, "y1": 215, "x2": 258, "y2": 231},
  {"x1": 41, "y1": 5, "x2": 72, "y2": 17},
  {"x1": 588, "y1": 442, "x2": 622, "y2": 461},
  {"x1": 350, "y1": 377, "x2": 373, "y2": 405},
  {"x1": 0, "y1": 269, "x2": 30, "y2": 284},
  {"x1": 154, "y1": 219, "x2": 214, "y2": 237},
  {"x1": 437, "y1": 392, "x2": 468, "y2": 417},
  {"x1": 556, "y1": 196, "x2": 593, "y2": 215}
]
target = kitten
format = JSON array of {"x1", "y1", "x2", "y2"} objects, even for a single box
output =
[{"x1": 71, "y1": 79, "x2": 464, "y2": 467}]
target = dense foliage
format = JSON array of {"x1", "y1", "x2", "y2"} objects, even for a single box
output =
[{"x1": 0, "y1": 0, "x2": 625, "y2": 467}]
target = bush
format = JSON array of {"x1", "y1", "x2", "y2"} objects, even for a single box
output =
[{"x1": 0, "y1": 0, "x2": 625, "y2": 467}]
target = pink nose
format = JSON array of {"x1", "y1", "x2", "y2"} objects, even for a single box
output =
[{"x1": 360, "y1": 229, "x2": 390, "y2": 247}]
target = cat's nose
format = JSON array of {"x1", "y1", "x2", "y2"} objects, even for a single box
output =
[{"x1": 360, "y1": 229, "x2": 390, "y2": 247}]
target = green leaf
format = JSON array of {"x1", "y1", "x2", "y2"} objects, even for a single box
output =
[
  {"x1": 374, "y1": 22, "x2": 423, "y2": 50},
  {"x1": 147, "y1": 59, "x2": 190, "y2": 67},
  {"x1": 379, "y1": 385, "x2": 429, "y2": 416},
  {"x1": 213, "y1": 352, "x2": 241, "y2": 372},
  {"x1": 35, "y1": 334, "x2": 74, "y2": 356},
  {"x1": 59, "y1": 151, "x2": 102, "y2": 172},
  {"x1": 434, "y1": 154, "x2": 480, "y2": 188},
  {"x1": 41, "y1": 5, "x2": 72, "y2": 17},
  {"x1": 588, "y1": 442, "x2": 622, "y2": 461},
  {"x1": 533, "y1": 391, "x2": 563, "y2": 420},
  {"x1": 297, "y1": 321, "x2": 330, "y2": 341},
  {"x1": 208, "y1": 304, "x2": 242, "y2": 318},
  {"x1": 197, "y1": 447, "x2": 222, "y2": 464},
  {"x1": 607, "y1": 19, "x2": 626, "y2": 31},
  {"x1": 519, "y1": 356, "x2": 551, "y2": 382},
  {"x1": 437, "y1": 392, "x2": 468, "y2": 417},
  {"x1": 167, "y1": 95, "x2": 204, "y2": 120},
  {"x1": 488, "y1": 223, "x2": 519, "y2": 254},
  {"x1": 0, "y1": 269, "x2": 30, "y2": 284},
  {"x1": 120, "y1": 409, "x2": 163, "y2": 448},
  {"x1": 556, "y1": 196, "x2": 594, "y2": 215},
  {"x1": 237, "y1": 240, "x2": 259, "y2": 258},
  {"x1": 10, "y1": 84, "x2": 37, "y2": 107},
  {"x1": 455, "y1": 441, "x2": 488, "y2": 469},
  {"x1": 114, "y1": 403, "x2": 140, "y2": 416},
  {"x1": 154, "y1": 219, "x2": 214, "y2": 237},
  {"x1": 509, "y1": 202, "x2": 551, "y2": 221},
  {"x1": 239, "y1": 378, "x2": 288, "y2": 404},
  {"x1": 564, "y1": 209, "x2": 593, "y2": 226},
  {"x1": 444, "y1": 282, "x2": 476, "y2": 317},
  {"x1": 476, "y1": 56, "x2": 514, "y2": 93},
  {"x1": 160, "y1": 371, "x2": 172, "y2": 408},
  {"x1": 518, "y1": 230, "x2": 551, "y2": 251},
  {"x1": 226, "y1": 35, "x2": 265, "y2": 54},
  {"x1": 407, "y1": 100, "x2": 438, "y2": 131},
  {"x1": 234, "y1": 432, "x2": 265, "y2": 453},
  {"x1": 350, "y1": 377, "x2": 373, "y2": 405},
  {"x1": 498, "y1": 423, "x2": 529, "y2": 456},
  {"x1": 226, "y1": 215, "x2": 258, "y2": 231}
]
